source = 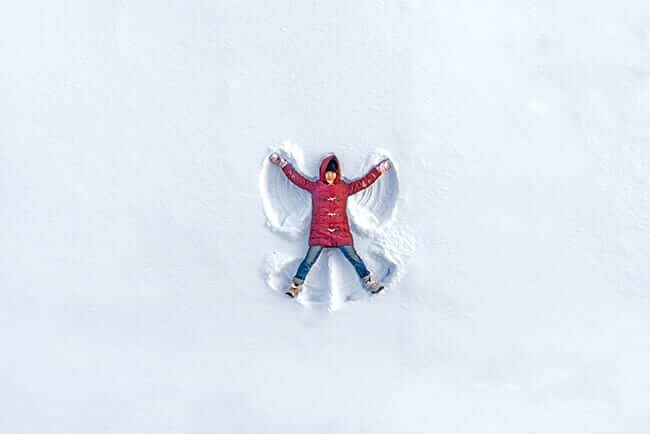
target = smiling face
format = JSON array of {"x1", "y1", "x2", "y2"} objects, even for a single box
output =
[{"x1": 325, "y1": 170, "x2": 337, "y2": 184}]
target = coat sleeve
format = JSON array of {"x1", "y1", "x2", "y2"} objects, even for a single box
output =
[
  {"x1": 347, "y1": 167, "x2": 382, "y2": 195},
  {"x1": 282, "y1": 163, "x2": 316, "y2": 192}
]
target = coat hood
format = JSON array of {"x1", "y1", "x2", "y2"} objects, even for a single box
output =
[{"x1": 319, "y1": 154, "x2": 341, "y2": 184}]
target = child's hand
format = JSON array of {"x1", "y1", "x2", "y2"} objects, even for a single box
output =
[
  {"x1": 269, "y1": 152, "x2": 288, "y2": 168},
  {"x1": 377, "y1": 158, "x2": 392, "y2": 173}
]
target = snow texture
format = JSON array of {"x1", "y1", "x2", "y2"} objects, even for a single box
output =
[
  {"x1": 2, "y1": 1, "x2": 650, "y2": 434},
  {"x1": 260, "y1": 142, "x2": 414, "y2": 310}
]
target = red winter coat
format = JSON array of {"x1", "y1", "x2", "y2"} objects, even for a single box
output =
[{"x1": 282, "y1": 154, "x2": 383, "y2": 247}]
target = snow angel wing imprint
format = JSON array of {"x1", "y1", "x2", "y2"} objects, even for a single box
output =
[
  {"x1": 346, "y1": 151, "x2": 400, "y2": 237},
  {"x1": 259, "y1": 147, "x2": 314, "y2": 239}
]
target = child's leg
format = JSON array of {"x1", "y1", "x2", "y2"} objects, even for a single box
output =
[
  {"x1": 338, "y1": 245, "x2": 370, "y2": 279},
  {"x1": 293, "y1": 245, "x2": 324, "y2": 284}
]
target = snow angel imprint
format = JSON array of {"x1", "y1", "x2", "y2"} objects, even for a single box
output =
[{"x1": 269, "y1": 152, "x2": 392, "y2": 298}]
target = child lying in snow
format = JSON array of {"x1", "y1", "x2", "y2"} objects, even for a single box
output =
[{"x1": 269, "y1": 152, "x2": 392, "y2": 297}]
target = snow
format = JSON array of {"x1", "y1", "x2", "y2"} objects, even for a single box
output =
[
  {"x1": 2, "y1": 1, "x2": 650, "y2": 433},
  {"x1": 259, "y1": 142, "x2": 312, "y2": 240}
]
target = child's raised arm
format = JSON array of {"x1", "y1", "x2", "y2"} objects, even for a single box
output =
[
  {"x1": 270, "y1": 153, "x2": 316, "y2": 192},
  {"x1": 347, "y1": 159, "x2": 392, "y2": 195}
]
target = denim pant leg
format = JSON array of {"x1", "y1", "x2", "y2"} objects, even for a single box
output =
[
  {"x1": 294, "y1": 246, "x2": 324, "y2": 283},
  {"x1": 338, "y1": 245, "x2": 370, "y2": 279}
]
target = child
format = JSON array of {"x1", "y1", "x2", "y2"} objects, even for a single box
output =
[{"x1": 269, "y1": 152, "x2": 392, "y2": 297}]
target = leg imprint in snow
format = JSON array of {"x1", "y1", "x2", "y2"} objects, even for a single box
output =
[{"x1": 260, "y1": 142, "x2": 415, "y2": 311}]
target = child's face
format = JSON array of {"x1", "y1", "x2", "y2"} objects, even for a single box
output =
[{"x1": 325, "y1": 171, "x2": 337, "y2": 184}]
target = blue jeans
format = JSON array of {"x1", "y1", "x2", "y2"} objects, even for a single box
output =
[{"x1": 294, "y1": 245, "x2": 370, "y2": 284}]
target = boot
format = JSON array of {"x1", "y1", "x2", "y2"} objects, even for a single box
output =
[
  {"x1": 286, "y1": 280, "x2": 303, "y2": 298},
  {"x1": 363, "y1": 275, "x2": 384, "y2": 294}
]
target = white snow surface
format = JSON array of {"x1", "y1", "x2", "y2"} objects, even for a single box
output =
[{"x1": 2, "y1": 1, "x2": 650, "y2": 433}]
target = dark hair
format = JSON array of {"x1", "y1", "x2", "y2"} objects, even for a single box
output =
[{"x1": 326, "y1": 158, "x2": 338, "y2": 173}]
